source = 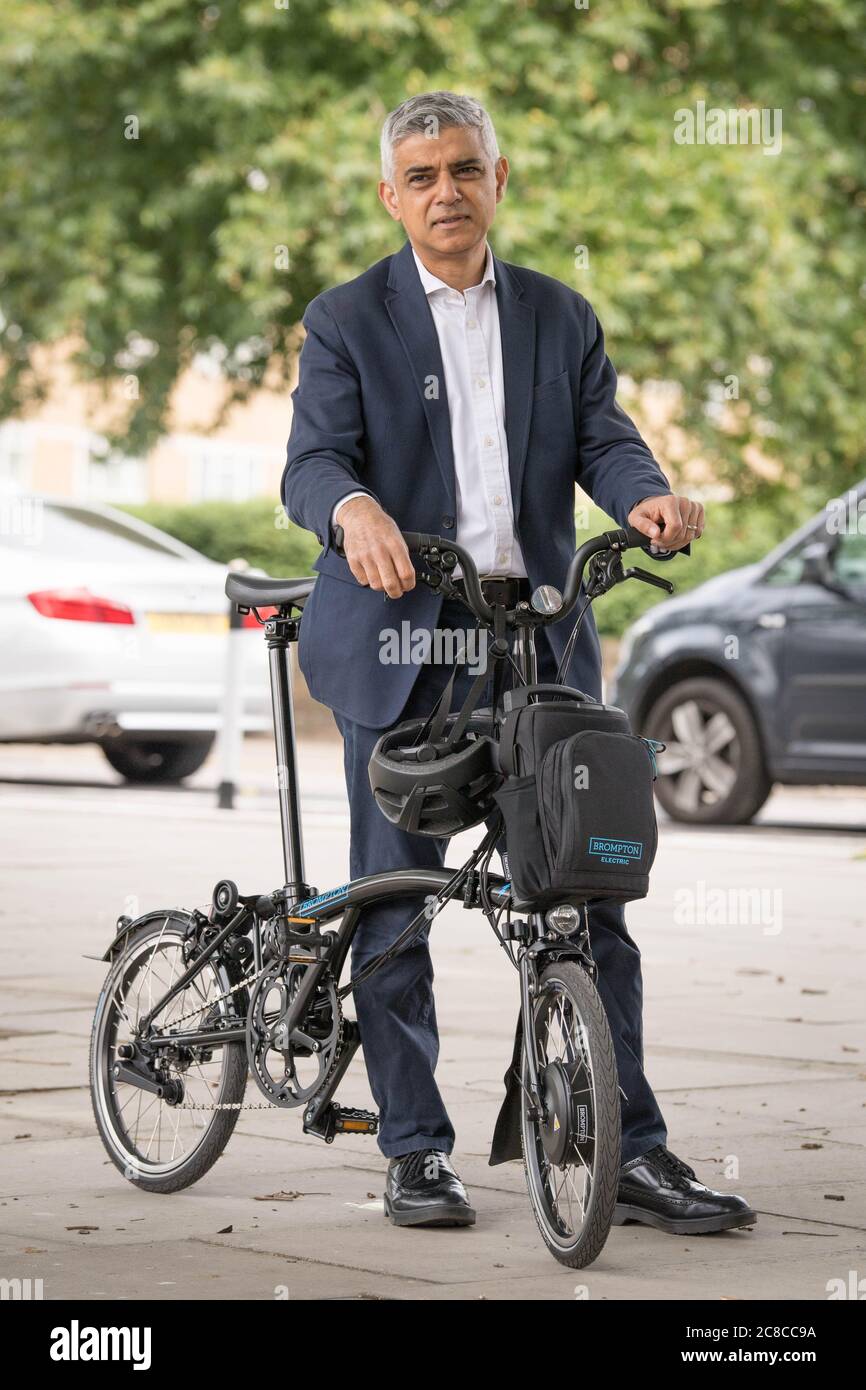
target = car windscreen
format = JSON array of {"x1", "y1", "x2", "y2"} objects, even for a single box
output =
[{"x1": 0, "y1": 503, "x2": 195, "y2": 563}]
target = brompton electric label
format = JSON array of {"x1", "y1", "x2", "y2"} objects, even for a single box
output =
[{"x1": 588, "y1": 837, "x2": 643, "y2": 866}]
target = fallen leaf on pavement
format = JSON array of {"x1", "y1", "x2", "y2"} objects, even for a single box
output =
[{"x1": 253, "y1": 1191, "x2": 330, "y2": 1202}]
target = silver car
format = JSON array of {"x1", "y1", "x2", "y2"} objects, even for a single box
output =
[{"x1": 0, "y1": 494, "x2": 272, "y2": 781}]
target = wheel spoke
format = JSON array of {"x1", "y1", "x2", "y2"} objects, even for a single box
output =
[
  {"x1": 564, "y1": 1163, "x2": 588, "y2": 1221},
  {"x1": 521, "y1": 973, "x2": 614, "y2": 1257},
  {"x1": 656, "y1": 741, "x2": 692, "y2": 775},
  {"x1": 700, "y1": 753, "x2": 737, "y2": 798},
  {"x1": 96, "y1": 925, "x2": 242, "y2": 1178},
  {"x1": 704, "y1": 710, "x2": 737, "y2": 754},
  {"x1": 675, "y1": 767, "x2": 704, "y2": 811},
  {"x1": 670, "y1": 699, "x2": 704, "y2": 746}
]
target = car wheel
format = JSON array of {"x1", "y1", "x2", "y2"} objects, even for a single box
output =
[
  {"x1": 643, "y1": 677, "x2": 772, "y2": 825},
  {"x1": 101, "y1": 734, "x2": 215, "y2": 784}
]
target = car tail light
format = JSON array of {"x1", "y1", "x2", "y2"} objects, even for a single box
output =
[
  {"x1": 241, "y1": 606, "x2": 278, "y2": 628},
  {"x1": 27, "y1": 588, "x2": 135, "y2": 624}
]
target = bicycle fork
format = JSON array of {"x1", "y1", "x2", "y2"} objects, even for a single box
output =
[{"x1": 518, "y1": 940, "x2": 545, "y2": 1122}]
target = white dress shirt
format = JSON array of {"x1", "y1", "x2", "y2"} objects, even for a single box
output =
[{"x1": 333, "y1": 242, "x2": 527, "y2": 578}]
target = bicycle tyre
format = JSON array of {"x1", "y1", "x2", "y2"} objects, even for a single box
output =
[
  {"x1": 520, "y1": 958, "x2": 621, "y2": 1268},
  {"x1": 90, "y1": 912, "x2": 248, "y2": 1194}
]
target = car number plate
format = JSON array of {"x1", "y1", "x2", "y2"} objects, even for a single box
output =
[{"x1": 145, "y1": 612, "x2": 229, "y2": 634}]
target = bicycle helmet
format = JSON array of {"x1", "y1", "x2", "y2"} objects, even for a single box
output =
[{"x1": 368, "y1": 710, "x2": 502, "y2": 837}]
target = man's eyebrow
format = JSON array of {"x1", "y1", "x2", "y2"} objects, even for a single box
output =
[{"x1": 402, "y1": 158, "x2": 484, "y2": 176}]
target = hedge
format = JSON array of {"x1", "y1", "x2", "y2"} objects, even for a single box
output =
[{"x1": 121, "y1": 493, "x2": 810, "y2": 638}]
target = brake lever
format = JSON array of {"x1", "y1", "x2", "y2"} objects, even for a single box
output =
[{"x1": 623, "y1": 565, "x2": 675, "y2": 594}]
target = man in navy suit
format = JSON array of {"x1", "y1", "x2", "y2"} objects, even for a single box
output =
[{"x1": 283, "y1": 92, "x2": 755, "y2": 1235}]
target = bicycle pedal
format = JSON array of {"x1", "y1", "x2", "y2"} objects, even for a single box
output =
[
  {"x1": 303, "y1": 1102, "x2": 379, "y2": 1143},
  {"x1": 334, "y1": 1105, "x2": 379, "y2": 1135}
]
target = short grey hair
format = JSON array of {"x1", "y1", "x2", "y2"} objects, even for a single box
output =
[{"x1": 380, "y1": 91, "x2": 500, "y2": 183}]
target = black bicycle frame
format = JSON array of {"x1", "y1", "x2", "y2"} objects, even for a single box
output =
[{"x1": 129, "y1": 591, "x2": 577, "y2": 1130}]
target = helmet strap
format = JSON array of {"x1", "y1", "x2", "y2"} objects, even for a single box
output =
[{"x1": 422, "y1": 611, "x2": 511, "y2": 756}]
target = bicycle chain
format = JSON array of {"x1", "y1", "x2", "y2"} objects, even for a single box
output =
[
  {"x1": 179, "y1": 1007, "x2": 345, "y2": 1111},
  {"x1": 162, "y1": 965, "x2": 345, "y2": 1113},
  {"x1": 165, "y1": 973, "x2": 253, "y2": 1032},
  {"x1": 138, "y1": 974, "x2": 265, "y2": 1111}
]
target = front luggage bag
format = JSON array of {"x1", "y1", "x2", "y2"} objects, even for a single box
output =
[{"x1": 494, "y1": 726, "x2": 659, "y2": 911}]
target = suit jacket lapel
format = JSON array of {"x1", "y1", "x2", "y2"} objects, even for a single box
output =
[
  {"x1": 494, "y1": 253, "x2": 536, "y2": 520},
  {"x1": 384, "y1": 241, "x2": 456, "y2": 509}
]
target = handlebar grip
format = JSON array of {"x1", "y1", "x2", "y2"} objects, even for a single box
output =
[
  {"x1": 618, "y1": 523, "x2": 688, "y2": 557},
  {"x1": 621, "y1": 525, "x2": 651, "y2": 548},
  {"x1": 334, "y1": 526, "x2": 438, "y2": 557}
]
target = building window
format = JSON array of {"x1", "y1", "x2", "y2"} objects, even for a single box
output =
[
  {"x1": 85, "y1": 443, "x2": 148, "y2": 504},
  {"x1": 0, "y1": 422, "x2": 33, "y2": 490},
  {"x1": 188, "y1": 442, "x2": 271, "y2": 502}
]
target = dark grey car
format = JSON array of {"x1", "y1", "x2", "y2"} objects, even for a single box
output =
[{"x1": 610, "y1": 482, "x2": 866, "y2": 823}]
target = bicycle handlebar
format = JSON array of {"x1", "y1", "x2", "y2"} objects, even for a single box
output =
[{"x1": 332, "y1": 523, "x2": 673, "y2": 626}]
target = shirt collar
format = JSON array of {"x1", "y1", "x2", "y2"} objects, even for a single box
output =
[{"x1": 411, "y1": 242, "x2": 495, "y2": 298}]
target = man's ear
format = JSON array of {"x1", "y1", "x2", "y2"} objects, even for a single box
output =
[
  {"x1": 494, "y1": 155, "x2": 509, "y2": 203},
  {"x1": 378, "y1": 180, "x2": 402, "y2": 222}
]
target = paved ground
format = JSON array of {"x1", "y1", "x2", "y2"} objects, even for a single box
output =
[{"x1": 1, "y1": 736, "x2": 864, "y2": 1300}]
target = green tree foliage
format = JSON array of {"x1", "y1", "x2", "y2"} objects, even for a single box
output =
[{"x1": 2, "y1": 1, "x2": 864, "y2": 502}]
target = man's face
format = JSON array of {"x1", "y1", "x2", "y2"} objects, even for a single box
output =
[{"x1": 378, "y1": 125, "x2": 508, "y2": 259}]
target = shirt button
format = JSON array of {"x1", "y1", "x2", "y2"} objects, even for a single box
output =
[
  {"x1": 442, "y1": 515, "x2": 455, "y2": 529},
  {"x1": 483, "y1": 435, "x2": 494, "y2": 448},
  {"x1": 494, "y1": 495, "x2": 503, "y2": 506},
  {"x1": 467, "y1": 318, "x2": 478, "y2": 329},
  {"x1": 497, "y1": 552, "x2": 508, "y2": 566}
]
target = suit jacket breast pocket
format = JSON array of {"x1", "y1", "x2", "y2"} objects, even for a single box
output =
[
  {"x1": 530, "y1": 371, "x2": 576, "y2": 453},
  {"x1": 532, "y1": 369, "x2": 570, "y2": 401}
]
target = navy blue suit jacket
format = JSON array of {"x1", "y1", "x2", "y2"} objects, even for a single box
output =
[{"x1": 282, "y1": 239, "x2": 677, "y2": 729}]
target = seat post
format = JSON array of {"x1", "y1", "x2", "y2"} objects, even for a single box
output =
[{"x1": 266, "y1": 613, "x2": 307, "y2": 900}]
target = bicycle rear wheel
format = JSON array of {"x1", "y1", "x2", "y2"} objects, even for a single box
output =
[
  {"x1": 90, "y1": 912, "x2": 249, "y2": 1193},
  {"x1": 520, "y1": 958, "x2": 621, "y2": 1268}
]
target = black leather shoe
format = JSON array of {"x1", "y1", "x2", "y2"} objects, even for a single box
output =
[
  {"x1": 614, "y1": 1144, "x2": 757, "y2": 1235},
  {"x1": 384, "y1": 1149, "x2": 476, "y2": 1228}
]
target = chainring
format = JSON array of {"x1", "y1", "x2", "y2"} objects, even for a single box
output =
[{"x1": 246, "y1": 959, "x2": 342, "y2": 1108}]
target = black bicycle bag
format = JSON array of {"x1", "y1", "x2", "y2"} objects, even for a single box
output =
[{"x1": 493, "y1": 685, "x2": 660, "y2": 912}]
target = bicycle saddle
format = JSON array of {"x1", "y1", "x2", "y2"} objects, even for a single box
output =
[{"x1": 224, "y1": 572, "x2": 316, "y2": 609}]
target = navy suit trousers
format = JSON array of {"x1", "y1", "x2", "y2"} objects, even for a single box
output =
[{"x1": 333, "y1": 601, "x2": 668, "y2": 1164}]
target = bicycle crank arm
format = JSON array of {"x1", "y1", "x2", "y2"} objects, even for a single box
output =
[{"x1": 302, "y1": 1020, "x2": 361, "y2": 1133}]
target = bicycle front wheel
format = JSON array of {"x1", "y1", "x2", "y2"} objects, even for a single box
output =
[{"x1": 520, "y1": 958, "x2": 621, "y2": 1268}]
